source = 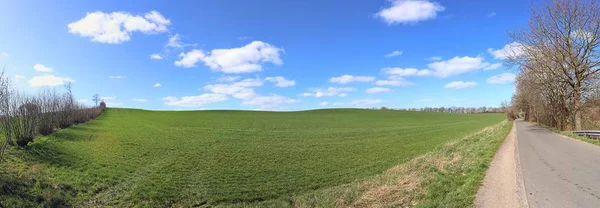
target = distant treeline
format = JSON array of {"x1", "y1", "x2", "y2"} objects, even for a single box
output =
[
  {"x1": 368, "y1": 106, "x2": 507, "y2": 114},
  {"x1": 0, "y1": 71, "x2": 104, "y2": 160}
]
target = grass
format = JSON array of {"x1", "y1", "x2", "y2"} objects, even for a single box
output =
[
  {"x1": 530, "y1": 122, "x2": 600, "y2": 147},
  {"x1": 0, "y1": 108, "x2": 505, "y2": 207}
]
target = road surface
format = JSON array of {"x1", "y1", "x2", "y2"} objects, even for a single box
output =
[{"x1": 516, "y1": 120, "x2": 600, "y2": 207}]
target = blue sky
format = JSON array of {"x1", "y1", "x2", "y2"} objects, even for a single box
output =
[{"x1": 0, "y1": 0, "x2": 529, "y2": 110}]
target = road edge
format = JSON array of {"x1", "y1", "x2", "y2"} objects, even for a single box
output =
[
  {"x1": 475, "y1": 121, "x2": 529, "y2": 208},
  {"x1": 513, "y1": 121, "x2": 529, "y2": 208}
]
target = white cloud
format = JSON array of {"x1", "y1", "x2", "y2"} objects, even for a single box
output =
[
  {"x1": 333, "y1": 99, "x2": 384, "y2": 107},
  {"x1": 488, "y1": 42, "x2": 524, "y2": 59},
  {"x1": 382, "y1": 67, "x2": 431, "y2": 76},
  {"x1": 265, "y1": 76, "x2": 295, "y2": 87},
  {"x1": 154, "y1": 83, "x2": 162, "y2": 87},
  {"x1": 28, "y1": 75, "x2": 74, "y2": 87},
  {"x1": 174, "y1": 49, "x2": 205, "y2": 68},
  {"x1": 1, "y1": 53, "x2": 7, "y2": 57},
  {"x1": 109, "y1": 75, "x2": 126, "y2": 79},
  {"x1": 150, "y1": 53, "x2": 163, "y2": 60},
  {"x1": 487, "y1": 12, "x2": 497, "y2": 17},
  {"x1": 15, "y1": 75, "x2": 25, "y2": 80},
  {"x1": 132, "y1": 98, "x2": 148, "y2": 102},
  {"x1": 300, "y1": 87, "x2": 356, "y2": 97},
  {"x1": 33, "y1": 64, "x2": 52, "y2": 72},
  {"x1": 385, "y1": 50, "x2": 403, "y2": 57},
  {"x1": 375, "y1": 76, "x2": 414, "y2": 86},
  {"x1": 217, "y1": 76, "x2": 241, "y2": 82},
  {"x1": 167, "y1": 33, "x2": 184, "y2": 48},
  {"x1": 320, "y1": 101, "x2": 329, "y2": 107},
  {"x1": 329, "y1": 75, "x2": 375, "y2": 84},
  {"x1": 487, "y1": 73, "x2": 516, "y2": 84},
  {"x1": 376, "y1": 0, "x2": 445, "y2": 24},
  {"x1": 68, "y1": 10, "x2": 170, "y2": 44},
  {"x1": 201, "y1": 78, "x2": 296, "y2": 109},
  {"x1": 444, "y1": 81, "x2": 478, "y2": 89},
  {"x1": 105, "y1": 102, "x2": 124, "y2": 107},
  {"x1": 428, "y1": 56, "x2": 442, "y2": 61},
  {"x1": 484, "y1": 63, "x2": 502, "y2": 71},
  {"x1": 175, "y1": 41, "x2": 284, "y2": 73},
  {"x1": 427, "y1": 56, "x2": 491, "y2": 77},
  {"x1": 101, "y1": 96, "x2": 116, "y2": 100},
  {"x1": 365, "y1": 87, "x2": 391, "y2": 93},
  {"x1": 163, "y1": 94, "x2": 228, "y2": 107},
  {"x1": 203, "y1": 78, "x2": 263, "y2": 99},
  {"x1": 241, "y1": 95, "x2": 298, "y2": 109}
]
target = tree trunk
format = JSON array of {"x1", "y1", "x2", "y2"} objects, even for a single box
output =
[{"x1": 574, "y1": 89, "x2": 582, "y2": 130}]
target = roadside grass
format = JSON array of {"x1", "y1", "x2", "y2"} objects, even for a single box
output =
[
  {"x1": 558, "y1": 131, "x2": 600, "y2": 146},
  {"x1": 530, "y1": 122, "x2": 600, "y2": 146},
  {"x1": 0, "y1": 108, "x2": 505, "y2": 207},
  {"x1": 287, "y1": 120, "x2": 512, "y2": 208}
]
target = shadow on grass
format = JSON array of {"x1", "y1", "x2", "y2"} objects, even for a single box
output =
[{"x1": 0, "y1": 172, "x2": 72, "y2": 208}]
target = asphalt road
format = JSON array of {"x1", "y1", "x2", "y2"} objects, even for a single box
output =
[{"x1": 516, "y1": 120, "x2": 600, "y2": 207}]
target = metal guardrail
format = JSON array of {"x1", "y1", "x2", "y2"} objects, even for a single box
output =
[{"x1": 572, "y1": 130, "x2": 600, "y2": 137}]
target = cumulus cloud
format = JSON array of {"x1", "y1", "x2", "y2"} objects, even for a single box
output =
[
  {"x1": 375, "y1": 76, "x2": 414, "y2": 86},
  {"x1": 382, "y1": 67, "x2": 431, "y2": 76},
  {"x1": 487, "y1": 73, "x2": 516, "y2": 84},
  {"x1": 101, "y1": 96, "x2": 116, "y2": 100},
  {"x1": 300, "y1": 87, "x2": 356, "y2": 97},
  {"x1": 217, "y1": 76, "x2": 241, "y2": 82},
  {"x1": 33, "y1": 64, "x2": 52, "y2": 72},
  {"x1": 488, "y1": 42, "x2": 524, "y2": 59},
  {"x1": 241, "y1": 95, "x2": 298, "y2": 109},
  {"x1": 265, "y1": 76, "x2": 295, "y2": 87},
  {"x1": 109, "y1": 75, "x2": 126, "y2": 79},
  {"x1": 320, "y1": 101, "x2": 329, "y2": 107},
  {"x1": 15, "y1": 75, "x2": 25, "y2": 80},
  {"x1": 201, "y1": 78, "x2": 296, "y2": 109},
  {"x1": 484, "y1": 63, "x2": 502, "y2": 71},
  {"x1": 163, "y1": 94, "x2": 228, "y2": 107},
  {"x1": 28, "y1": 75, "x2": 74, "y2": 87},
  {"x1": 68, "y1": 10, "x2": 170, "y2": 44},
  {"x1": 154, "y1": 83, "x2": 162, "y2": 87},
  {"x1": 427, "y1": 56, "x2": 491, "y2": 77},
  {"x1": 329, "y1": 75, "x2": 375, "y2": 84},
  {"x1": 175, "y1": 41, "x2": 284, "y2": 73},
  {"x1": 385, "y1": 50, "x2": 403, "y2": 57},
  {"x1": 333, "y1": 99, "x2": 384, "y2": 107},
  {"x1": 132, "y1": 98, "x2": 148, "y2": 102},
  {"x1": 365, "y1": 87, "x2": 391, "y2": 93},
  {"x1": 444, "y1": 81, "x2": 478, "y2": 89},
  {"x1": 150, "y1": 53, "x2": 163, "y2": 60},
  {"x1": 376, "y1": 0, "x2": 445, "y2": 24}
]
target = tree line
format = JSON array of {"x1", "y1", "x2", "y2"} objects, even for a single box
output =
[
  {"x1": 0, "y1": 71, "x2": 104, "y2": 161},
  {"x1": 508, "y1": 0, "x2": 600, "y2": 130},
  {"x1": 371, "y1": 106, "x2": 508, "y2": 114}
]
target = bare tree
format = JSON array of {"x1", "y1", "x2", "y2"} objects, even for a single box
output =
[
  {"x1": 509, "y1": 0, "x2": 600, "y2": 130},
  {"x1": 92, "y1": 94, "x2": 100, "y2": 107}
]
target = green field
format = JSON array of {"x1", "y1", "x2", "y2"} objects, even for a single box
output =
[{"x1": 0, "y1": 108, "x2": 505, "y2": 207}]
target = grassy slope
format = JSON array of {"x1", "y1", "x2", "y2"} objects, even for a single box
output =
[{"x1": 0, "y1": 108, "x2": 505, "y2": 207}]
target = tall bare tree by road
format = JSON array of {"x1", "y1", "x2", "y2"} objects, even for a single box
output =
[{"x1": 509, "y1": 0, "x2": 600, "y2": 130}]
